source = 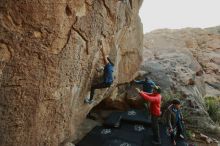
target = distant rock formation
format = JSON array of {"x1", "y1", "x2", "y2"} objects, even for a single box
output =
[
  {"x1": 0, "y1": 0, "x2": 143, "y2": 145},
  {"x1": 141, "y1": 27, "x2": 220, "y2": 135},
  {"x1": 144, "y1": 27, "x2": 220, "y2": 97}
]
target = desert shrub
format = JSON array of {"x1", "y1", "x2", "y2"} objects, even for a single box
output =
[
  {"x1": 205, "y1": 96, "x2": 220, "y2": 125},
  {"x1": 185, "y1": 129, "x2": 194, "y2": 140}
]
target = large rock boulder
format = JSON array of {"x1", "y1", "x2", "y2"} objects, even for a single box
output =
[
  {"x1": 0, "y1": 0, "x2": 143, "y2": 146},
  {"x1": 141, "y1": 27, "x2": 220, "y2": 135},
  {"x1": 144, "y1": 28, "x2": 220, "y2": 97}
]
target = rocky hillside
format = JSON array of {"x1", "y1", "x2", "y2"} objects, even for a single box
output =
[
  {"x1": 144, "y1": 27, "x2": 220, "y2": 97},
  {"x1": 142, "y1": 27, "x2": 220, "y2": 135},
  {"x1": 0, "y1": 0, "x2": 143, "y2": 146}
]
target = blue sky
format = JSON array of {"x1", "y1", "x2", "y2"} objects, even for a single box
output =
[{"x1": 139, "y1": 0, "x2": 220, "y2": 32}]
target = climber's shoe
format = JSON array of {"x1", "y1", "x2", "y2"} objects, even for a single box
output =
[{"x1": 84, "y1": 98, "x2": 94, "y2": 104}]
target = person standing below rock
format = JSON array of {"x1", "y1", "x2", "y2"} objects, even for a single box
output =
[
  {"x1": 135, "y1": 87, "x2": 162, "y2": 145},
  {"x1": 85, "y1": 40, "x2": 114, "y2": 104},
  {"x1": 162, "y1": 99, "x2": 185, "y2": 146},
  {"x1": 133, "y1": 77, "x2": 157, "y2": 93}
]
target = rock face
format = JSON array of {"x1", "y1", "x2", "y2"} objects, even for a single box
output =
[
  {"x1": 142, "y1": 27, "x2": 220, "y2": 134},
  {"x1": 0, "y1": 0, "x2": 143, "y2": 146},
  {"x1": 144, "y1": 27, "x2": 220, "y2": 97}
]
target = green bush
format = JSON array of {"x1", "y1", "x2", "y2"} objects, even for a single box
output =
[
  {"x1": 185, "y1": 129, "x2": 194, "y2": 140},
  {"x1": 205, "y1": 96, "x2": 220, "y2": 125}
]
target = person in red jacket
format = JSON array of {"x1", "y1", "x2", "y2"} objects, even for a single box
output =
[{"x1": 135, "y1": 86, "x2": 162, "y2": 145}]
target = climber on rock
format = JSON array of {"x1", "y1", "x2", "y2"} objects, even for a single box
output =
[
  {"x1": 133, "y1": 77, "x2": 157, "y2": 93},
  {"x1": 135, "y1": 86, "x2": 162, "y2": 145},
  {"x1": 84, "y1": 40, "x2": 114, "y2": 104},
  {"x1": 162, "y1": 99, "x2": 185, "y2": 146}
]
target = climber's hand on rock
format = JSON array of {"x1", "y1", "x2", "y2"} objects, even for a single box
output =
[
  {"x1": 100, "y1": 38, "x2": 107, "y2": 49},
  {"x1": 98, "y1": 40, "x2": 102, "y2": 48}
]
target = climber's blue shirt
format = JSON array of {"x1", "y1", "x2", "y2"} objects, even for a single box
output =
[
  {"x1": 176, "y1": 110, "x2": 181, "y2": 124},
  {"x1": 103, "y1": 63, "x2": 114, "y2": 84},
  {"x1": 134, "y1": 80, "x2": 156, "y2": 93}
]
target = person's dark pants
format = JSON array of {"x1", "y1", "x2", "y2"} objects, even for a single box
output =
[
  {"x1": 176, "y1": 121, "x2": 184, "y2": 137},
  {"x1": 151, "y1": 115, "x2": 160, "y2": 142},
  {"x1": 90, "y1": 82, "x2": 112, "y2": 100},
  {"x1": 170, "y1": 121, "x2": 184, "y2": 143},
  {"x1": 170, "y1": 130, "x2": 175, "y2": 144}
]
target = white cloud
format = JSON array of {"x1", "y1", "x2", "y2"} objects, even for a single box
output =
[{"x1": 139, "y1": 0, "x2": 220, "y2": 32}]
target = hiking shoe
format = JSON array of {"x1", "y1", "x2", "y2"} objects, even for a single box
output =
[
  {"x1": 179, "y1": 134, "x2": 185, "y2": 139},
  {"x1": 84, "y1": 98, "x2": 94, "y2": 104},
  {"x1": 152, "y1": 140, "x2": 161, "y2": 145}
]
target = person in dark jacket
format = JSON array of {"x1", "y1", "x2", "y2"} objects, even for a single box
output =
[
  {"x1": 85, "y1": 40, "x2": 114, "y2": 104},
  {"x1": 133, "y1": 77, "x2": 157, "y2": 93},
  {"x1": 135, "y1": 87, "x2": 162, "y2": 145},
  {"x1": 133, "y1": 77, "x2": 158, "y2": 115},
  {"x1": 162, "y1": 99, "x2": 185, "y2": 145}
]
